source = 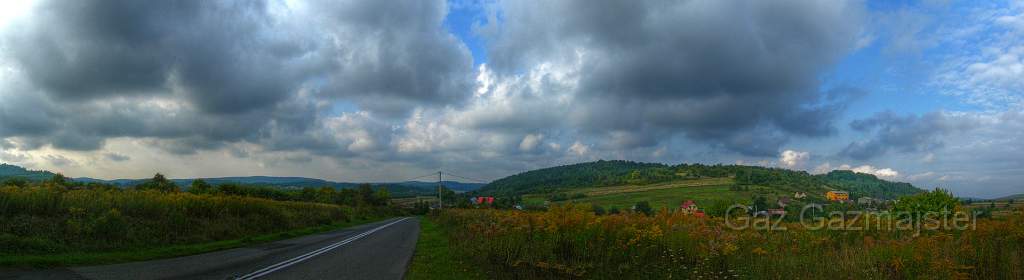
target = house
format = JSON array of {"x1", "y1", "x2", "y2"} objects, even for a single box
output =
[
  {"x1": 857, "y1": 197, "x2": 875, "y2": 205},
  {"x1": 679, "y1": 200, "x2": 705, "y2": 216},
  {"x1": 794, "y1": 192, "x2": 807, "y2": 199},
  {"x1": 826, "y1": 191, "x2": 849, "y2": 201},
  {"x1": 767, "y1": 209, "x2": 786, "y2": 216},
  {"x1": 778, "y1": 197, "x2": 792, "y2": 208},
  {"x1": 680, "y1": 200, "x2": 698, "y2": 212}
]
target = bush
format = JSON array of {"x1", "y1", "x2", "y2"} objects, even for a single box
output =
[
  {"x1": 634, "y1": 201, "x2": 652, "y2": 216},
  {"x1": 0, "y1": 186, "x2": 352, "y2": 254},
  {"x1": 436, "y1": 206, "x2": 1024, "y2": 279}
]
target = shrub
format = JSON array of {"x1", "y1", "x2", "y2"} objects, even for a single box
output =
[
  {"x1": 434, "y1": 205, "x2": 1024, "y2": 279},
  {"x1": 0, "y1": 186, "x2": 353, "y2": 254}
]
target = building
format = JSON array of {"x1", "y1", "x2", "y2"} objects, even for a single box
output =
[
  {"x1": 680, "y1": 200, "x2": 698, "y2": 213},
  {"x1": 679, "y1": 200, "x2": 705, "y2": 217},
  {"x1": 794, "y1": 192, "x2": 807, "y2": 199},
  {"x1": 858, "y1": 197, "x2": 875, "y2": 205},
  {"x1": 826, "y1": 191, "x2": 849, "y2": 201},
  {"x1": 778, "y1": 197, "x2": 792, "y2": 208}
]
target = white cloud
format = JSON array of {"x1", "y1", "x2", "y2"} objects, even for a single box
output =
[
  {"x1": 518, "y1": 134, "x2": 543, "y2": 152},
  {"x1": 812, "y1": 162, "x2": 899, "y2": 178},
  {"x1": 779, "y1": 150, "x2": 810, "y2": 168},
  {"x1": 846, "y1": 164, "x2": 900, "y2": 178},
  {"x1": 568, "y1": 141, "x2": 589, "y2": 156}
]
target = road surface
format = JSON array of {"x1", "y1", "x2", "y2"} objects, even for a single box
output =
[{"x1": 1, "y1": 217, "x2": 420, "y2": 280}]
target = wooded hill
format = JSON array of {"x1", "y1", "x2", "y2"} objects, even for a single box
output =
[
  {"x1": 0, "y1": 163, "x2": 57, "y2": 181},
  {"x1": 475, "y1": 160, "x2": 924, "y2": 199}
]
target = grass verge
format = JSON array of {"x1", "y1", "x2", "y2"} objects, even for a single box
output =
[
  {"x1": 0, "y1": 215, "x2": 391, "y2": 268},
  {"x1": 405, "y1": 215, "x2": 484, "y2": 280}
]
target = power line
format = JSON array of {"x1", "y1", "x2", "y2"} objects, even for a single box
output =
[
  {"x1": 440, "y1": 171, "x2": 490, "y2": 184},
  {"x1": 394, "y1": 172, "x2": 441, "y2": 183}
]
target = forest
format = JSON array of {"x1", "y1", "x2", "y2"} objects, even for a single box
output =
[{"x1": 476, "y1": 160, "x2": 924, "y2": 199}]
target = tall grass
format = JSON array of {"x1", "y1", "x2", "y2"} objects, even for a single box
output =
[
  {"x1": 0, "y1": 186, "x2": 352, "y2": 254},
  {"x1": 436, "y1": 205, "x2": 1024, "y2": 279}
]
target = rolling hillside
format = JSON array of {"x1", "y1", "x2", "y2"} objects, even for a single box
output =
[
  {"x1": 0, "y1": 163, "x2": 58, "y2": 181},
  {"x1": 476, "y1": 160, "x2": 924, "y2": 201}
]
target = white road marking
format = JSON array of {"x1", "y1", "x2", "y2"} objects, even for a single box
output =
[{"x1": 235, "y1": 217, "x2": 410, "y2": 280}]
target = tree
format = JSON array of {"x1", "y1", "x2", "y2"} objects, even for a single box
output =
[
  {"x1": 49, "y1": 174, "x2": 68, "y2": 186},
  {"x1": 136, "y1": 173, "x2": 178, "y2": 192},
  {"x1": 318, "y1": 187, "x2": 337, "y2": 204},
  {"x1": 188, "y1": 179, "x2": 212, "y2": 194},
  {"x1": 593, "y1": 205, "x2": 606, "y2": 215},
  {"x1": 357, "y1": 184, "x2": 375, "y2": 206},
  {"x1": 374, "y1": 187, "x2": 391, "y2": 206},
  {"x1": 634, "y1": 201, "x2": 653, "y2": 216},
  {"x1": 893, "y1": 188, "x2": 960, "y2": 219},
  {"x1": 752, "y1": 195, "x2": 769, "y2": 212},
  {"x1": 438, "y1": 186, "x2": 457, "y2": 206},
  {"x1": 608, "y1": 206, "x2": 621, "y2": 215}
]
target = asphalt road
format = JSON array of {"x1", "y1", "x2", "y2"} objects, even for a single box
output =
[{"x1": 1, "y1": 217, "x2": 420, "y2": 280}]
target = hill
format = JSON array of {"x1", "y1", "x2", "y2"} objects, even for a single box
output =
[
  {"x1": 995, "y1": 194, "x2": 1024, "y2": 201},
  {"x1": 75, "y1": 176, "x2": 484, "y2": 197},
  {"x1": 476, "y1": 160, "x2": 924, "y2": 200},
  {"x1": 0, "y1": 163, "x2": 482, "y2": 198},
  {"x1": 478, "y1": 160, "x2": 677, "y2": 196},
  {"x1": 0, "y1": 163, "x2": 58, "y2": 181}
]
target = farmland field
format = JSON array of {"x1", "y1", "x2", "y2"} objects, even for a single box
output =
[{"x1": 523, "y1": 178, "x2": 779, "y2": 210}]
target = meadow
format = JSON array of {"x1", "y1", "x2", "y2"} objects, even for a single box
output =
[
  {"x1": 522, "y1": 178, "x2": 759, "y2": 210},
  {"x1": 431, "y1": 205, "x2": 1024, "y2": 279}
]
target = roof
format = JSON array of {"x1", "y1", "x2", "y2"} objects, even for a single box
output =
[{"x1": 681, "y1": 200, "x2": 696, "y2": 208}]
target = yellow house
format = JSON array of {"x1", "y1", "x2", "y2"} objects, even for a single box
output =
[{"x1": 826, "y1": 191, "x2": 849, "y2": 201}]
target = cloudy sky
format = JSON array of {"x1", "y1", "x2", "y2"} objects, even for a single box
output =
[{"x1": 1, "y1": 0, "x2": 1022, "y2": 198}]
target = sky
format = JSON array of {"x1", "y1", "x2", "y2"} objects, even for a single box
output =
[{"x1": 0, "y1": 0, "x2": 1022, "y2": 198}]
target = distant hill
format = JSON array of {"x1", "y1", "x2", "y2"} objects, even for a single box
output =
[
  {"x1": 995, "y1": 194, "x2": 1024, "y2": 201},
  {"x1": 0, "y1": 163, "x2": 58, "y2": 181},
  {"x1": 0, "y1": 162, "x2": 483, "y2": 198},
  {"x1": 74, "y1": 176, "x2": 484, "y2": 197},
  {"x1": 475, "y1": 160, "x2": 924, "y2": 199}
]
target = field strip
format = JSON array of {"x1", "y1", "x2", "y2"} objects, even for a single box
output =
[
  {"x1": 234, "y1": 217, "x2": 409, "y2": 280},
  {"x1": 582, "y1": 178, "x2": 733, "y2": 196}
]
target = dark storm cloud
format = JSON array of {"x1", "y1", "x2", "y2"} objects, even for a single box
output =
[
  {"x1": 6, "y1": 0, "x2": 304, "y2": 114},
  {"x1": 0, "y1": 0, "x2": 472, "y2": 153},
  {"x1": 841, "y1": 111, "x2": 978, "y2": 160},
  {"x1": 485, "y1": 0, "x2": 865, "y2": 156},
  {"x1": 315, "y1": 0, "x2": 474, "y2": 117}
]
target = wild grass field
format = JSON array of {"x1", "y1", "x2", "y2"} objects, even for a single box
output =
[
  {"x1": 0, "y1": 177, "x2": 401, "y2": 267},
  {"x1": 431, "y1": 203, "x2": 1024, "y2": 280}
]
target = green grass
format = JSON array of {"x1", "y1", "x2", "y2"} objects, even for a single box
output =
[
  {"x1": 522, "y1": 178, "x2": 766, "y2": 210},
  {"x1": 572, "y1": 185, "x2": 749, "y2": 210},
  {"x1": 405, "y1": 215, "x2": 484, "y2": 280},
  {"x1": 0, "y1": 215, "x2": 391, "y2": 268}
]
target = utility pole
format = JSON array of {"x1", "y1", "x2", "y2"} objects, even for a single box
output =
[{"x1": 437, "y1": 171, "x2": 443, "y2": 209}]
